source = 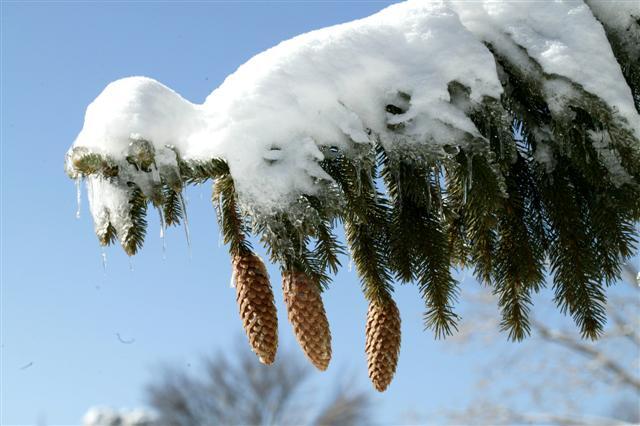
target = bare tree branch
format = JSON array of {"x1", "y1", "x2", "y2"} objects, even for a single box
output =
[{"x1": 531, "y1": 320, "x2": 640, "y2": 392}]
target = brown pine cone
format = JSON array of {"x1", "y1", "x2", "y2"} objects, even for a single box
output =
[
  {"x1": 232, "y1": 253, "x2": 278, "y2": 364},
  {"x1": 365, "y1": 297, "x2": 401, "y2": 392},
  {"x1": 282, "y1": 271, "x2": 332, "y2": 371}
]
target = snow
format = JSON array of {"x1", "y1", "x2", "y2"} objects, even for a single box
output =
[
  {"x1": 74, "y1": 77, "x2": 201, "y2": 159},
  {"x1": 83, "y1": 406, "x2": 156, "y2": 426},
  {"x1": 585, "y1": 0, "x2": 640, "y2": 32},
  {"x1": 71, "y1": 2, "x2": 505, "y2": 215},
  {"x1": 448, "y1": 0, "x2": 640, "y2": 136},
  {"x1": 68, "y1": 0, "x2": 640, "y2": 243},
  {"x1": 86, "y1": 175, "x2": 131, "y2": 244},
  {"x1": 192, "y1": 1, "x2": 504, "y2": 208}
]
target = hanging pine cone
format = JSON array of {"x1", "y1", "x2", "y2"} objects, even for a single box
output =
[
  {"x1": 232, "y1": 253, "x2": 278, "y2": 364},
  {"x1": 365, "y1": 297, "x2": 401, "y2": 392},
  {"x1": 282, "y1": 271, "x2": 332, "y2": 371}
]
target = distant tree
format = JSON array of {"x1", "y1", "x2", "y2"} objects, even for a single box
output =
[
  {"x1": 145, "y1": 342, "x2": 371, "y2": 426},
  {"x1": 444, "y1": 263, "x2": 640, "y2": 426}
]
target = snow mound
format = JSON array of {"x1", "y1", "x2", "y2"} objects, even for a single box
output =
[
  {"x1": 74, "y1": 77, "x2": 201, "y2": 157},
  {"x1": 193, "y1": 1, "x2": 503, "y2": 208}
]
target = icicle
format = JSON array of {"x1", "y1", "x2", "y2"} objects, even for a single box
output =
[
  {"x1": 434, "y1": 166, "x2": 443, "y2": 217},
  {"x1": 467, "y1": 154, "x2": 474, "y2": 190},
  {"x1": 395, "y1": 168, "x2": 402, "y2": 211},
  {"x1": 299, "y1": 232, "x2": 305, "y2": 257},
  {"x1": 179, "y1": 191, "x2": 192, "y2": 254},
  {"x1": 347, "y1": 246, "x2": 354, "y2": 272},
  {"x1": 463, "y1": 180, "x2": 467, "y2": 205},
  {"x1": 151, "y1": 163, "x2": 161, "y2": 185},
  {"x1": 354, "y1": 166, "x2": 362, "y2": 195},
  {"x1": 214, "y1": 192, "x2": 223, "y2": 225},
  {"x1": 215, "y1": 192, "x2": 224, "y2": 247},
  {"x1": 101, "y1": 248, "x2": 108, "y2": 272},
  {"x1": 426, "y1": 173, "x2": 432, "y2": 211},
  {"x1": 157, "y1": 207, "x2": 167, "y2": 258},
  {"x1": 75, "y1": 177, "x2": 82, "y2": 219}
]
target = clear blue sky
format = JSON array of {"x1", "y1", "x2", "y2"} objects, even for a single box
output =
[{"x1": 1, "y1": 2, "x2": 637, "y2": 426}]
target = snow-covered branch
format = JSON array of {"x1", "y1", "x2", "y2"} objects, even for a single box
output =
[{"x1": 66, "y1": 0, "x2": 640, "y2": 390}]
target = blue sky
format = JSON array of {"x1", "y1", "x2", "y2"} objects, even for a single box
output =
[{"x1": 1, "y1": 2, "x2": 638, "y2": 425}]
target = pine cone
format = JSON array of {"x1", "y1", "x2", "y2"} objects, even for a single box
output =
[
  {"x1": 233, "y1": 253, "x2": 278, "y2": 364},
  {"x1": 365, "y1": 297, "x2": 401, "y2": 392},
  {"x1": 282, "y1": 271, "x2": 332, "y2": 371}
]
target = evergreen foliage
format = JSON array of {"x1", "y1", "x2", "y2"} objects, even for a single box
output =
[{"x1": 66, "y1": 3, "x2": 640, "y2": 386}]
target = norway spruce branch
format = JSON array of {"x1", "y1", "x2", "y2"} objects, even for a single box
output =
[
  {"x1": 492, "y1": 154, "x2": 546, "y2": 341},
  {"x1": 540, "y1": 165, "x2": 608, "y2": 340},
  {"x1": 378, "y1": 148, "x2": 421, "y2": 282},
  {"x1": 488, "y1": 43, "x2": 637, "y2": 339},
  {"x1": 379, "y1": 147, "x2": 459, "y2": 337},
  {"x1": 213, "y1": 172, "x2": 252, "y2": 257},
  {"x1": 321, "y1": 151, "x2": 393, "y2": 303},
  {"x1": 418, "y1": 180, "x2": 460, "y2": 339},
  {"x1": 184, "y1": 158, "x2": 230, "y2": 185},
  {"x1": 586, "y1": 187, "x2": 637, "y2": 285},
  {"x1": 162, "y1": 185, "x2": 183, "y2": 227},
  {"x1": 67, "y1": 149, "x2": 119, "y2": 179},
  {"x1": 472, "y1": 111, "x2": 548, "y2": 340},
  {"x1": 122, "y1": 183, "x2": 148, "y2": 256},
  {"x1": 587, "y1": 4, "x2": 640, "y2": 113},
  {"x1": 304, "y1": 195, "x2": 345, "y2": 275},
  {"x1": 250, "y1": 195, "x2": 337, "y2": 290},
  {"x1": 492, "y1": 40, "x2": 638, "y2": 190},
  {"x1": 487, "y1": 44, "x2": 554, "y2": 149},
  {"x1": 278, "y1": 216, "x2": 332, "y2": 290},
  {"x1": 97, "y1": 216, "x2": 118, "y2": 247},
  {"x1": 553, "y1": 107, "x2": 639, "y2": 283},
  {"x1": 447, "y1": 151, "x2": 502, "y2": 284}
]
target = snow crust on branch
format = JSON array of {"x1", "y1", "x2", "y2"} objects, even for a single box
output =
[
  {"x1": 67, "y1": 0, "x2": 640, "y2": 245},
  {"x1": 450, "y1": 0, "x2": 639, "y2": 132}
]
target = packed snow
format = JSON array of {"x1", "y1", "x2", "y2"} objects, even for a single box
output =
[
  {"x1": 585, "y1": 0, "x2": 640, "y2": 34},
  {"x1": 68, "y1": 0, "x2": 640, "y2": 236},
  {"x1": 449, "y1": 0, "x2": 639, "y2": 135}
]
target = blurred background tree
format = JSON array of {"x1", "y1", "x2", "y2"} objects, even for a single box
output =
[
  {"x1": 442, "y1": 263, "x2": 639, "y2": 426},
  {"x1": 84, "y1": 341, "x2": 372, "y2": 426}
]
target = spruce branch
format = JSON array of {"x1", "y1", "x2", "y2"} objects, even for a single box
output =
[
  {"x1": 185, "y1": 158, "x2": 230, "y2": 185},
  {"x1": 540, "y1": 167, "x2": 608, "y2": 340},
  {"x1": 321, "y1": 151, "x2": 394, "y2": 303},
  {"x1": 492, "y1": 154, "x2": 547, "y2": 341},
  {"x1": 379, "y1": 147, "x2": 459, "y2": 338},
  {"x1": 97, "y1": 216, "x2": 118, "y2": 247},
  {"x1": 213, "y1": 171, "x2": 252, "y2": 257},
  {"x1": 447, "y1": 151, "x2": 502, "y2": 284},
  {"x1": 121, "y1": 183, "x2": 148, "y2": 256},
  {"x1": 67, "y1": 148, "x2": 118, "y2": 179},
  {"x1": 162, "y1": 185, "x2": 184, "y2": 227},
  {"x1": 586, "y1": 1, "x2": 640, "y2": 113},
  {"x1": 304, "y1": 195, "x2": 345, "y2": 276}
]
